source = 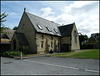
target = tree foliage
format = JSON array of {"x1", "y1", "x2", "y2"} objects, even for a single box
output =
[
  {"x1": 0, "y1": 12, "x2": 10, "y2": 32},
  {"x1": 0, "y1": 12, "x2": 8, "y2": 24},
  {"x1": 18, "y1": 45, "x2": 29, "y2": 54},
  {"x1": 79, "y1": 33, "x2": 88, "y2": 45},
  {"x1": 79, "y1": 33, "x2": 90, "y2": 49},
  {"x1": 13, "y1": 26, "x2": 18, "y2": 30}
]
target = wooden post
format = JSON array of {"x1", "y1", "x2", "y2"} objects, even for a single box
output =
[{"x1": 20, "y1": 51, "x2": 22, "y2": 59}]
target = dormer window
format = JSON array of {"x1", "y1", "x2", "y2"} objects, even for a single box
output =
[
  {"x1": 46, "y1": 27, "x2": 51, "y2": 32},
  {"x1": 54, "y1": 29, "x2": 58, "y2": 33},
  {"x1": 37, "y1": 24, "x2": 43, "y2": 30}
]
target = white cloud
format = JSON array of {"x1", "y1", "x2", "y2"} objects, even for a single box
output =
[
  {"x1": 39, "y1": 7, "x2": 54, "y2": 17},
  {"x1": 39, "y1": 1, "x2": 99, "y2": 37},
  {"x1": 72, "y1": 1, "x2": 96, "y2": 8},
  {"x1": 62, "y1": 1, "x2": 98, "y2": 14},
  {"x1": 40, "y1": 1, "x2": 71, "y2": 11},
  {"x1": 57, "y1": 14, "x2": 77, "y2": 24}
]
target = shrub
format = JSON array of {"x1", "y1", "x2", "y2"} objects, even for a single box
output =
[
  {"x1": 81, "y1": 42, "x2": 93, "y2": 49},
  {"x1": 18, "y1": 45, "x2": 32, "y2": 54},
  {"x1": 2, "y1": 51, "x2": 20, "y2": 57}
]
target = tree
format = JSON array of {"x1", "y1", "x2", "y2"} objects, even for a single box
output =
[
  {"x1": 79, "y1": 33, "x2": 88, "y2": 45},
  {"x1": 0, "y1": 12, "x2": 8, "y2": 23},
  {"x1": 13, "y1": 26, "x2": 18, "y2": 30},
  {"x1": 0, "y1": 12, "x2": 9, "y2": 32},
  {"x1": 79, "y1": 33, "x2": 89, "y2": 49}
]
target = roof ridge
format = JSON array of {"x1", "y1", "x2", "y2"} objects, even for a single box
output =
[{"x1": 58, "y1": 22, "x2": 75, "y2": 27}]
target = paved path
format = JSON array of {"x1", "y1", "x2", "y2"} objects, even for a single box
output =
[{"x1": 1, "y1": 56, "x2": 99, "y2": 75}]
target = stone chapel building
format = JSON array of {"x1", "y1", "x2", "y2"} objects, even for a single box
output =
[{"x1": 11, "y1": 9, "x2": 80, "y2": 54}]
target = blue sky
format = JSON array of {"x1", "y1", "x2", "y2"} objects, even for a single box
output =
[{"x1": 1, "y1": 1, "x2": 99, "y2": 37}]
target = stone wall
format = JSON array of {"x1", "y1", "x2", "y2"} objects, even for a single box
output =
[
  {"x1": 71, "y1": 24, "x2": 80, "y2": 50},
  {"x1": 36, "y1": 33, "x2": 60, "y2": 54},
  {"x1": 11, "y1": 11, "x2": 37, "y2": 53},
  {"x1": 61, "y1": 36, "x2": 71, "y2": 44}
]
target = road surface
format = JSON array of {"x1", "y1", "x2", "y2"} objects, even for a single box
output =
[{"x1": 1, "y1": 56, "x2": 99, "y2": 75}]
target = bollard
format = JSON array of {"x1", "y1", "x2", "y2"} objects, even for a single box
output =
[{"x1": 20, "y1": 51, "x2": 23, "y2": 59}]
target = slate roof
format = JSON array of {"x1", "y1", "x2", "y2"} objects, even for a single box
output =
[
  {"x1": 1, "y1": 33, "x2": 9, "y2": 39},
  {"x1": 15, "y1": 32, "x2": 28, "y2": 45},
  {"x1": 90, "y1": 33, "x2": 100, "y2": 41},
  {"x1": 58, "y1": 23, "x2": 75, "y2": 37},
  {"x1": 25, "y1": 12, "x2": 61, "y2": 36},
  {"x1": 1, "y1": 30, "x2": 16, "y2": 41}
]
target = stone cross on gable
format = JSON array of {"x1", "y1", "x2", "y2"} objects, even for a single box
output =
[{"x1": 24, "y1": 8, "x2": 26, "y2": 11}]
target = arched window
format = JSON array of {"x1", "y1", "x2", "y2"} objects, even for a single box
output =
[
  {"x1": 58, "y1": 42, "x2": 59, "y2": 48},
  {"x1": 74, "y1": 30, "x2": 77, "y2": 43},
  {"x1": 51, "y1": 37, "x2": 53, "y2": 48},
  {"x1": 13, "y1": 40, "x2": 16, "y2": 50},
  {"x1": 41, "y1": 35, "x2": 43, "y2": 48}
]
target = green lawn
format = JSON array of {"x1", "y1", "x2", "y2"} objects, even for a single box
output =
[
  {"x1": 50, "y1": 50, "x2": 74, "y2": 57},
  {"x1": 49, "y1": 49, "x2": 99, "y2": 59}
]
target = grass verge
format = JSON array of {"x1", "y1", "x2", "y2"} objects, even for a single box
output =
[{"x1": 49, "y1": 49, "x2": 99, "y2": 59}]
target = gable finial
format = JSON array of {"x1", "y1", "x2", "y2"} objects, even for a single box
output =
[{"x1": 24, "y1": 8, "x2": 26, "y2": 12}]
